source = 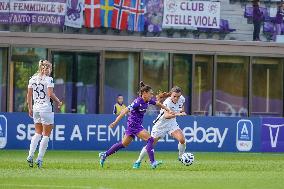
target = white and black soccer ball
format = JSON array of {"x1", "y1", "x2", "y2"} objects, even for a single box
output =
[{"x1": 181, "y1": 152, "x2": 194, "y2": 166}]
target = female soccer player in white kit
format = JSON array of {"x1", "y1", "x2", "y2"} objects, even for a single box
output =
[
  {"x1": 26, "y1": 60, "x2": 62, "y2": 168},
  {"x1": 133, "y1": 86, "x2": 187, "y2": 168}
]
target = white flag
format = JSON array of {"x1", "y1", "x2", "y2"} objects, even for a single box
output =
[{"x1": 64, "y1": 0, "x2": 84, "y2": 28}]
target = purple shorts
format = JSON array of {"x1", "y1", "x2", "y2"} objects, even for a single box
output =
[{"x1": 125, "y1": 125, "x2": 144, "y2": 138}]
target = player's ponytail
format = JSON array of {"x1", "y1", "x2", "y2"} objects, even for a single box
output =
[
  {"x1": 156, "y1": 92, "x2": 171, "y2": 103},
  {"x1": 139, "y1": 81, "x2": 152, "y2": 96},
  {"x1": 33, "y1": 60, "x2": 45, "y2": 76},
  {"x1": 156, "y1": 86, "x2": 182, "y2": 103}
]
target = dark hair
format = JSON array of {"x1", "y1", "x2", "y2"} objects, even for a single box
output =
[
  {"x1": 139, "y1": 81, "x2": 152, "y2": 96},
  {"x1": 252, "y1": 0, "x2": 259, "y2": 6},
  {"x1": 117, "y1": 94, "x2": 123, "y2": 97},
  {"x1": 170, "y1": 86, "x2": 182, "y2": 93}
]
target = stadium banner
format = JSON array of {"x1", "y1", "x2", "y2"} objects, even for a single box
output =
[
  {"x1": 262, "y1": 117, "x2": 284, "y2": 152},
  {"x1": 0, "y1": 0, "x2": 10, "y2": 24},
  {"x1": 162, "y1": 0, "x2": 220, "y2": 29},
  {"x1": 0, "y1": 0, "x2": 67, "y2": 26},
  {"x1": 64, "y1": 0, "x2": 84, "y2": 28},
  {"x1": 0, "y1": 112, "x2": 263, "y2": 152}
]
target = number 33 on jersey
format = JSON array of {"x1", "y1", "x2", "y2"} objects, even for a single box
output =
[{"x1": 28, "y1": 75, "x2": 54, "y2": 113}]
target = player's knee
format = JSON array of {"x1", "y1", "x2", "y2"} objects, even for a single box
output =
[
  {"x1": 147, "y1": 137, "x2": 154, "y2": 144},
  {"x1": 179, "y1": 138, "x2": 186, "y2": 145},
  {"x1": 122, "y1": 141, "x2": 129, "y2": 147}
]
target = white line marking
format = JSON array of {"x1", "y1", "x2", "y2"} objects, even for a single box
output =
[{"x1": 0, "y1": 184, "x2": 92, "y2": 189}]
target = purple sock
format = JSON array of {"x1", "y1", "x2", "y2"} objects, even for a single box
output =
[
  {"x1": 105, "y1": 141, "x2": 125, "y2": 157},
  {"x1": 146, "y1": 137, "x2": 155, "y2": 164}
]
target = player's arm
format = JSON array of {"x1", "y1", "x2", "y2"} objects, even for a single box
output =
[
  {"x1": 164, "y1": 109, "x2": 176, "y2": 119},
  {"x1": 155, "y1": 101, "x2": 171, "y2": 112},
  {"x1": 109, "y1": 108, "x2": 129, "y2": 128},
  {"x1": 47, "y1": 87, "x2": 62, "y2": 109},
  {"x1": 27, "y1": 88, "x2": 33, "y2": 118}
]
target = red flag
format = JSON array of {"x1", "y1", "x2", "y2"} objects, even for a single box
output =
[
  {"x1": 84, "y1": 0, "x2": 101, "y2": 28},
  {"x1": 111, "y1": 0, "x2": 130, "y2": 30}
]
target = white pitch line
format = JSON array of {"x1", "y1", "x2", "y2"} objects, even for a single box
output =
[{"x1": 0, "y1": 184, "x2": 92, "y2": 189}]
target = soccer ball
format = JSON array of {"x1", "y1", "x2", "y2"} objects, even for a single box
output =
[{"x1": 181, "y1": 152, "x2": 194, "y2": 166}]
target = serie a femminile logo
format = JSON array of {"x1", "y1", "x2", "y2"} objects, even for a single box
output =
[
  {"x1": 236, "y1": 119, "x2": 253, "y2": 152},
  {"x1": 0, "y1": 115, "x2": 7, "y2": 149}
]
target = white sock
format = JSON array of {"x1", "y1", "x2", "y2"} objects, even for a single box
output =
[
  {"x1": 37, "y1": 136, "x2": 49, "y2": 161},
  {"x1": 178, "y1": 143, "x2": 186, "y2": 158},
  {"x1": 28, "y1": 133, "x2": 42, "y2": 157},
  {"x1": 136, "y1": 146, "x2": 147, "y2": 163}
]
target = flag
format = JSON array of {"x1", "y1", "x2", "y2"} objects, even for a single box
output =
[
  {"x1": 84, "y1": 0, "x2": 101, "y2": 28},
  {"x1": 100, "y1": 0, "x2": 114, "y2": 27},
  {"x1": 111, "y1": 0, "x2": 131, "y2": 30},
  {"x1": 145, "y1": 0, "x2": 163, "y2": 32},
  {"x1": 65, "y1": 0, "x2": 84, "y2": 28},
  {"x1": 128, "y1": 0, "x2": 145, "y2": 32}
]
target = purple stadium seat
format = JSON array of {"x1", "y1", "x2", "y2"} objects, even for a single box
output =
[
  {"x1": 211, "y1": 19, "x2": 236, "y2": 33},
  {"x1": 244, "y1": 6, "x2": 253, "y2": 18},
  {"x1": 281, "y1": 23, "x2": 284, "y2": 33},
  {"x1": 263, "y1": 22, "x2": 275, "y2": 40},
  {"x1": 260, "y1": 7, "x2": 270, "y2": 21},
  {"x1": 263, "y1": 22, "x2": 274, "y2": 33}
]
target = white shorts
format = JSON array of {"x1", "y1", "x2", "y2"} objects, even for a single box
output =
[
  {"x1": 33, "y1": 112, "x2": 54, "y2": 125},
  {"x1": 151, "y1": 121, "x2": 180, "y2": 139}
]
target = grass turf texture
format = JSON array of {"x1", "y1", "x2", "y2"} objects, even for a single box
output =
[{"x1": 0, "y1": 150, "x2": 283, "y2": 189}]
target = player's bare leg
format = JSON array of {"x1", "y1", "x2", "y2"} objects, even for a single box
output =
[{"x1": 171, "y1": 129, "x2": 186, "y2": 160}]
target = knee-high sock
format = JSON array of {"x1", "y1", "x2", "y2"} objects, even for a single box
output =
[
  {"x1": 146, "y1": 137, "x2": 155, "y2": 164},
  {"x1": 37, "y1": 136, "x2": 49, "y2": 161},
  {"x1": 106, "y1": 141, "x2": 125, "y2": 157},
  {"x1": 28, "y1": 133, "x2": 42, "y2": 157},
  {"x1": 136, "y1": 146, "x2": 147, "y2": 163},
  {"x1": 178, "y1": 142, "x2": 186, "y2": 158}
]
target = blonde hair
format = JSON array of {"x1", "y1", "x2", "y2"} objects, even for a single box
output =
[{"x1": 33, "y1": 60, "x2": 51, "y2": 76}]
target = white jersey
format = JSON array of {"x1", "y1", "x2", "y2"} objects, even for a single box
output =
[
  {"x1": 28, "y1": 74, "x2": 54, "y2": 112},
  {"x1": 153, "y1": 95, "x2": 185, "y2": 126}
]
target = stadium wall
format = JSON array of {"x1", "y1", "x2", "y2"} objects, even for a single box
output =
[{"x1": 0, "y1": 113, "x2": 283, "y2": 152}]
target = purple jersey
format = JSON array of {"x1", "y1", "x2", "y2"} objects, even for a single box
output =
[{"x1": 127, "y1": 97, "x2": 156, "y2": 128}]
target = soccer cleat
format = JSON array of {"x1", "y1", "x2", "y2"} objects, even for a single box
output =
[
  {"x1": 151, "y1": 160, "x2": 162, "y2": 169},
  {"x1": 132, "y1": 161, "x2": 141, "y2": 169},
  {"x1": 178, "y1": 157, "x2": 182, "y2": 162},
  {"x1": 35, "y1": 159, "x2": 43, "y2": 169},
  {"x1": 99, "y1": 152, "x2": 107, "y2": 167},
  {"x1": 26, "y1": 156, "x2": 33, "y2": 168}
]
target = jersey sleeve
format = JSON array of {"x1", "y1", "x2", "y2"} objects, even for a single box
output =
[
  {"x1": 163, "y1": 98, "x2": 171, "y2": 107},
  {"x1": 149, "y1": 98, "x2": 157, "y2": 105},
  {"x1": 113, "y1": 105, "x2": 117, "y2": 114},
  {"x1": 180, "y1": 95, "x2": 186, "y2": 104},
  {"x1": 128, "y1": 99, "x2": 140, "y2": 111},
  {"x1": 28, "y1": 78, "x2": 33, "y2": 89},
  {"x1": 47, "y1": 77, "x2": 54, "y2": 88}
]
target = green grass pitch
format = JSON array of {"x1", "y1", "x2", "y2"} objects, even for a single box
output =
[{"x1": 0, "y1": 150, "x2": 283, "y2": 189}]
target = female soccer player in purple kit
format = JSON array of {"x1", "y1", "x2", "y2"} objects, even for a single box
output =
[{"x1": 99, "y1": 81, "x2": 173, "y2": 169}]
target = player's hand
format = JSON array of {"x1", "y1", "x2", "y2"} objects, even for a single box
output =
[
  {"x1": 58, "y1": 101, "x2": 63, "y2": 109},
  {"x1": 28, "y1": 109, "x2": 33, "y2": 118},
  {"x1": 169, "y1": 110, "x2": 175, "y2": 115},
  {"x1": 109, "y1": 122, "x2": 116, "y2": 128},
  {"x1": 179, "y1": 112, "x2": 187, "y2": 116}
]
